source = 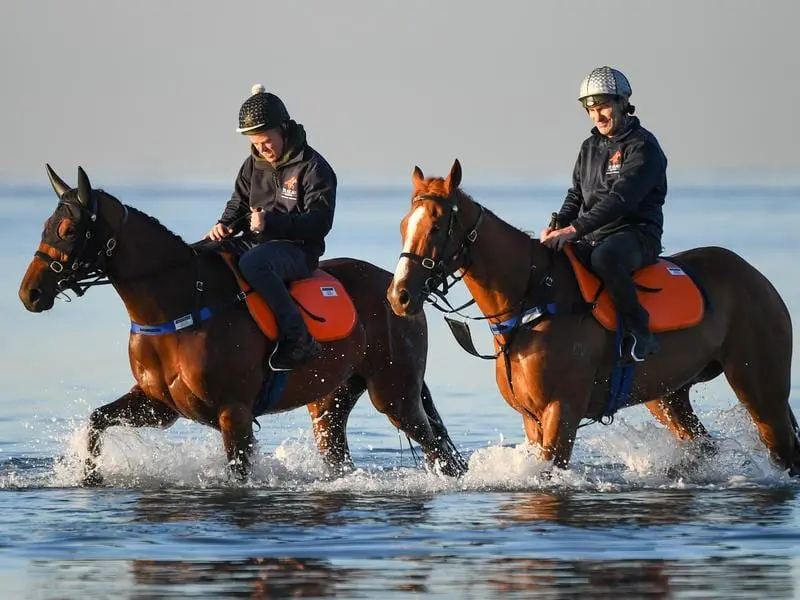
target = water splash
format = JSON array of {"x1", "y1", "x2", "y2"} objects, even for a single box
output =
[{"x1": 1, "y1": 402, "x2": 794, "y2": 493}]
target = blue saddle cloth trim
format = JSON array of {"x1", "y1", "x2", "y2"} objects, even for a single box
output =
[
  {"x1": 490, "y1": 304, "x2": 557, "y2": 335},
  {"x1": 130, "y1": 292, "x2": 248, "y2": 336},
  {"x1": 130, "y1": 307, "x2": 215, "y2": 335}
]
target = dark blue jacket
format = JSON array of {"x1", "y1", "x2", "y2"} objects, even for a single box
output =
[
  {"x1": 219, "y1": 121, "x2": 337, "y2": 262},
  {"x1": 557, "y1": 117, "x2": 667, "y2": 244}
]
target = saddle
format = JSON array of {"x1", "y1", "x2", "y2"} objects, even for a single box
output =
[
  {"x1": 198, "y1": 239, "x2": 357, "y2": 342},
  {"x1": 563, "y1": 244, "x2": 705, "y2": 333}
]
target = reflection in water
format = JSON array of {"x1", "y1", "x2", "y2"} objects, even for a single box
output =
[
  {"x1": 133, "y1": 487, "x2": 434, "y2": 529},
  {"x1": 17, "y1": 488, "x2": 800, "y2": 598},
  {"x1": 494, "y1": 488, "x2": 799, "y2": 528},
  {"x1": 25, "y1": 556, "x2": 797, "y2": 599},
  {"x1": 131, "y1": 557, "x2": 359, "y2": 599},
  {"x1": 471, "y1": 557, "x2": 795, "y2": 599}
]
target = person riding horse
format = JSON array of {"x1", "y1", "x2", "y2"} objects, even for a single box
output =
[
  {"x1": 206, "y1": 84, "x2": 337, "y2": 371},
  {"x1": 540, "y1": 66, "x2": 666, "y2": 365}
]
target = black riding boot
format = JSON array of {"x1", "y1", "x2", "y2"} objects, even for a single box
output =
[
  {"x1": 619, "y1": 306, "x2": 659, "y2": 365},
  {"x1": 588, "y1": 230, "x2": 661, "y2": 366},
  {"x1": 238, "y1": 242, "x2": 322, "y2": 372}
]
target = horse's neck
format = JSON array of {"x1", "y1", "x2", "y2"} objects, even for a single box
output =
[
  {"x1": 99, "y1": 195, "x2": 198, "y2": 324},
  {"x1": 456, "y1": 194, "x2": 534, "y2": 321}
]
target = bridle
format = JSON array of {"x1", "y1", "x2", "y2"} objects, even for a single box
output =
[
  {"x1": 35, "y1": 190, "x2": 201, "y2": 300},
  {"x1": 398, "y1": 192, "x2": 485, "y2": 312},
  {"x1": 34, "y1": 191, "x2": 127, "y2": 298}
]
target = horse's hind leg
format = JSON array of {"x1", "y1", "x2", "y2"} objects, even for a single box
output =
[
  {"x1": 419, "y1": 382, "x2": 468, "y2": 474},
  {"x1": 85, "y1": 384, "x2": 179, "y2": 486},
  {"x1": 645, "y1": 385, "x2": 715, "y2": 455},
  {"x1": 306, "y1": 375, "x2": 366, "y2": 476},
  {"x1": 366, "y1": 374, "x2": 466, "y2": 477},
  {"x1": 721, "y1": 332, "x2": 799, "y2": 474}
]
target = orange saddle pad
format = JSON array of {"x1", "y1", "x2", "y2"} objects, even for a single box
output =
[
  {"x1": 564, "y1": 244, "x2": 704, "y2": 333},
  {"x1": 221, "y1": 253, "x2": 358, "y2": 342}
]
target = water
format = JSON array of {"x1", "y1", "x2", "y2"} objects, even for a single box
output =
[{"x1": 2, "y1": 181, "x2": 800, "y2": 598}]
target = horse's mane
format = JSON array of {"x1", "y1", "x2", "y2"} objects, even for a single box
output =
[
  {"x1": 452, "y1": 187, "x2": 536, "y2": 241},
  {"x1": 101, "y1": 191, "x2": 190, "y2": 248}
]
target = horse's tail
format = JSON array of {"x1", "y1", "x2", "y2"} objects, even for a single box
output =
[
  {"x1": 790, "y1": 406, "x2": 800, "y2": 441},
  {"x1": 420, "y1": 381, "x2": 469, "y2": 476}
]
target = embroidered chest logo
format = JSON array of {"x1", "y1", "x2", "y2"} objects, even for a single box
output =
[
  {"x1": 606, "y1": 150, "x2": 622, "y2": 175},
  {"x1": 281, "y1": 176, "x2": 299, "y2": 199}
]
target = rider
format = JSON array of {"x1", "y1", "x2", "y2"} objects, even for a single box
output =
[
  {"x1": 540, "y1": 66, "x2": 667, "y2": 364},
  {"x1": 206, "y1": 84, "x2": 337, "y2": 371}
]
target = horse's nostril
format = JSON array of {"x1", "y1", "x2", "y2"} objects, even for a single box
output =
[
  {"x1": 29, "y1": 289, "x2": 41, "y2": 303},
  {"x1": 398, "y1": 289, "x2": 410, "y2": 306}
]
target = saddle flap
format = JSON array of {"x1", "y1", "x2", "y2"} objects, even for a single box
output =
[
  {"x1": 564, "y1": 244, "x2": 704, "y2": 333},
  {"x1": 220, "y1": 252, "x2": 358, "y2": 342}
]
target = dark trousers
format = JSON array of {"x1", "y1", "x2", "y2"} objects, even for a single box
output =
[
  {"x1": 577, "y1": 230, "x2": 659, "y2": 333},
  {"x1": 238, "y1": 241, "x2": 311, "y2": 342}
]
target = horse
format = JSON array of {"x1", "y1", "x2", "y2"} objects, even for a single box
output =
[
  {"x1": 386, "y1": 159, "x2": 800, "y2": 475},
  {"x1": 18, "y1": 165, "x2": 468, "y2": 485}
]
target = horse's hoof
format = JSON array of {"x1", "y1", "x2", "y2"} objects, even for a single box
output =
[
  {"x1": 82, "y1": 470, "x2": 104, "y2": 487},
  {"x1": 322, "y1": 462, "x2": 354, "y2": 481},
  {"x1": 697, "y1": 436, "x2": 719, "y2": 458},
  {"x1": 440, "y1": 458, "x2": 469, "y2": 478}
]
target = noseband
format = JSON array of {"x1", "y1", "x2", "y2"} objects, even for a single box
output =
[{"x1": 399, "y1": 193, "x2": 484, "y2": 304}]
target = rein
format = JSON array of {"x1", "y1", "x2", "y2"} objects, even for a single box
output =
[{"x1": 38, "y1": 191, "x2": 250, "y2": 332}]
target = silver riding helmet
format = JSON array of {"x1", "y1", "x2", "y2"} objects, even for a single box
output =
[{"x1": 578, "y1": 66, "x2": 632, "y2": 108}]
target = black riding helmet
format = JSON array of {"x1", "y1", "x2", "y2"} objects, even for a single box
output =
[{"x1": 236, "y1": 84, "x2": 290, "y2": 135}]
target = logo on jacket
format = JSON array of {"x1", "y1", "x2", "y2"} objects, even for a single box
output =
[
  {"x1": 281, "y1": 176, "x2": 298, "y2": 200},
  {"x1": 606, "y1": 150, "x2": 622, "y2": 175}
]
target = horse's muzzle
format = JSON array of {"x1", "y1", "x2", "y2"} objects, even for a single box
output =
[
  {"x1": 387, "y1": 282, "x2": 422, "y2": 317},
  {"x1": 19, "y1": 284, "x2": 54, "y2": 312}
]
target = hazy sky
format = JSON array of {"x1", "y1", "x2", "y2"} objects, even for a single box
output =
[{"x1": 2, "y1": 0, "x2": 798, "y2": 186}]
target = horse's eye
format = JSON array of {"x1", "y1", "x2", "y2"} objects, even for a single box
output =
[{"x1": 57, "y1": 221, "x2": 77, "y2": 240}]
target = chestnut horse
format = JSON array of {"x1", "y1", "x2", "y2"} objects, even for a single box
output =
[
  {"x1": 387, "y1": 159, "x2": 800, "y2": 475},
  {"x1": 18, "y1": 166, "x2": 467, "y2": 484}
]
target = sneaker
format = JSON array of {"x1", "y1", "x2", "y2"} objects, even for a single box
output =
[
  {"x1": 618, "y1": 330, "x2": 660, "y2": 366},
  {"x1": 269, "y1": 334, "x2": 322, "y2": 372}
]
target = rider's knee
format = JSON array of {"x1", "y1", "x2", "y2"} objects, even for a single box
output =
[{"x1": 238, "y1": 247, "x2": 277, "y2": 278}]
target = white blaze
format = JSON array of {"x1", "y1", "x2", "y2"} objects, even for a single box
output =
[{"x1": 393, "y1": 205, "x2": 427, "y2": 284}]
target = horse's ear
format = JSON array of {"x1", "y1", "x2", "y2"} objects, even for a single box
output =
[
  {"x1": 45, "y1": 164, "x2": 71, "y2": 199},
  {"x1": 446, "y1": 159, "x2": 462, "y2": 195},
  {"x1": 412, "y1": 166, "x2": 424, "y2": 186},
  {"x1": 77, "y1": 166, "x2": 92, "y2": 208}
]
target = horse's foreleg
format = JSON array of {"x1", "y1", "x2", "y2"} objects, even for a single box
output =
[
  {"x1": 306, "y1": 376, "x2": 364, "y2": 476},
  {"x1": 218, "y1": 404, "x2": 255, "y2": 481},
  {"x1": 522, "y1": 411, "x2": 543, "y2": 455},
  {"x1": 85, "y1": 384, "x2": 179, "y2": 486},
  {"x1": 540, "y1": 397, "x2": 588, "y2": 470}
]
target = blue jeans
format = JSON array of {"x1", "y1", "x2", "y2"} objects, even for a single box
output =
[{"x1": 238, "y1": 241, "x2": 311, "y2": 342}]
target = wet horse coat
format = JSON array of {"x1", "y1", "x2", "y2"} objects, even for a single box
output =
[
  {"x1": 19, "y1": 166, "x2": 467, "y2": 484},
  {"x1": 388, "y1": 160, "x2": 799, "y2": 474}
]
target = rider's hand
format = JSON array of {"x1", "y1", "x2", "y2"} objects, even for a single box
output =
[
  {"x1": 539, "y1": 226, "x2": 554, "y2": 243},
  {"x1": 541, "y1": 225, "x2": 578, "y2": 251},
  {"x1": 250, "y1": 207, "x2": 266, "y2": 233},
  {"x1": 205, "y1": 222, "x2": 232, "y2": 241}
]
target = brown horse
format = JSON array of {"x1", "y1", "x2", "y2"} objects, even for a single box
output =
[
  {"x1": 18, "y1": 166, "x2": 467, "y2": 485},
  {"x1": 387, "y1": 159, "x2": 800, "y2": 475}
]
